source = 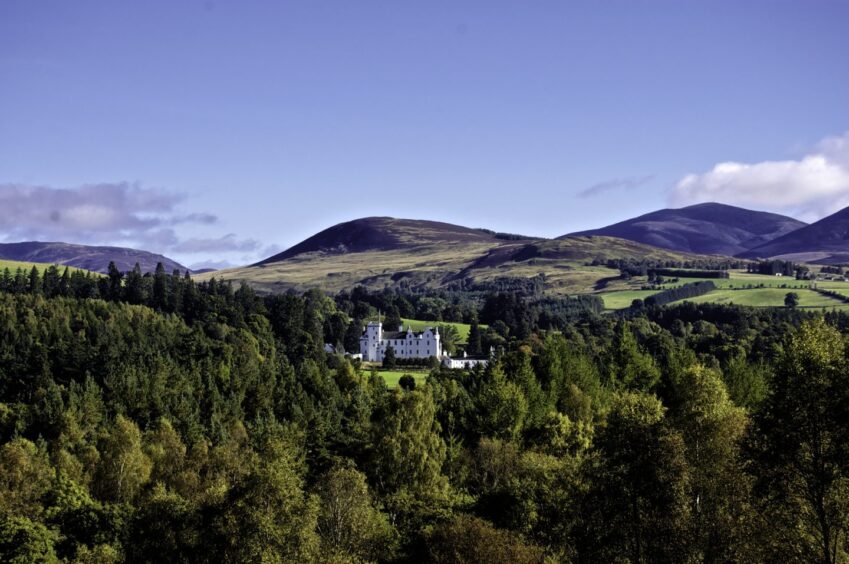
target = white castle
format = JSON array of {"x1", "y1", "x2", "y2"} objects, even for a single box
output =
[{"x1": 359, "y1": 320, "x2": 442, "y2": 362}]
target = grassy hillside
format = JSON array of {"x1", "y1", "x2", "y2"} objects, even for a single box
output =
[
  {"x1": 198, "y1": 233, "x2": 709, "y2": 295},
  {"x1": 0, "y1": 259, "x2": 95, "y2": 276}
]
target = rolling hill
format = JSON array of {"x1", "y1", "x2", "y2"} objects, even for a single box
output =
[
  {"x1": 255, "y1": 217, "x2": 528, "y2": 264},
  {"x1": 199, "y1": 217, "x2": 715, "y2": 295},
  {"x1": 739, "y1": 206, "x2": 849, "y2": 264},
  {"x1": 0, "y1": 242, "x2": 188, "y2": 274},
  {"x1": 564, "y1": 203, "x2": 806, "y2": 256}
]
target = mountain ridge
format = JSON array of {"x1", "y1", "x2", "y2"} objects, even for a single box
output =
[
  {"x1": 563, "y1": 203, "x2": 806, "y2": 256},
  {"x1": 0, "y1": 241, "x2": 188, "y2": 274},
  {"x1": 738, "y1": 206, "x2": 849, "y2": 264}
]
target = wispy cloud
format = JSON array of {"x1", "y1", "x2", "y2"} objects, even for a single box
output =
[
  {"x1": 0, "y1": 182, "x2": 260, "y2": 256},
  {"x1": 577, "y1": 174, "x2": 655, "y2": 199},
  {"x1": 188, "y1": 260, "x2": 236, "y2": 271},
  {"x1": 172, "y1": 233, "x2": 261, "y2": 254},
  {"x1": 671, "y1": 131, "x2": 849, "y2": 221}
]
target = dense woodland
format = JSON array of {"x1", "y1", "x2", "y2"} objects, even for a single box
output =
[{"x1": 2, "y1": 263, "x2": 849, "y2": 562}]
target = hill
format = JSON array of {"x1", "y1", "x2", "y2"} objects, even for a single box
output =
[
  {"x1": 739, "y1": 206, "x2": 849, "y2": 264},
  {"x1": 0, "y1": 241, "x2": 188, "y2": 274},
  {"x1": 255, "y1": 217, "x2": 527, "y2": 264},
  {"x1": 564, "y1": 203, "x2": 806, "y2": 256},
  {"x1": 199, "y1": 217, "x2": 714, "y2": 295}
]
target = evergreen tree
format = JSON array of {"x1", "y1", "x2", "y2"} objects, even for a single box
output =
[
  {"x1": 383, "y1": 345, "x2": 397, "y2": 369},
  {"x1": 106, "y1": 261, "x2": 123, "y2": 300},
  {"x1": 27, "y1": 266, "x2": 41, "y2": 295},
  {"x1": 152, "y1": 262, "x2": 168, "y2": 311},
  {"x1": 468, "y1": 315, "x2": 483, "y2": 355}
]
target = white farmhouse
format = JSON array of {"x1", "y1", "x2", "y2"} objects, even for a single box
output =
[{"x1": 359, "y1": 321, "x2": 442, "y2": 362}]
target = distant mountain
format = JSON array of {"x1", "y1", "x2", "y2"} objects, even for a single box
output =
[
  {"x1": 0, "y1": 242, "x2": 188, "y2": 274},
  {"x1": 739, "y1": 206, "x2": 849, "y2": 264},
  {"x1": 564, "y1": 203, "x2": 806, "y2": 256},
  {"x1": 256, "y1": 217, "x2": 529, "y2": 264}
]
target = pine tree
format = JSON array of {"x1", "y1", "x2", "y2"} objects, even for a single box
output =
[{"x1": 468, "y1": 316, "x2": 482, "y2": 355}]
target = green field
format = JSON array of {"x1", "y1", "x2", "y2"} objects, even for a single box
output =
[
  {"x1": 671, "y1": 288, "x2": 845, "y2": 309},
  {"x1": 600, "y1": 290, "x2": 663, "y2": 310},
  {"x1": 373, "y1": 370, "x2": 429, "y2": 389},
  {"x1": 649, "y1": 271, "x2": 811, "y2": 291},
  {"x1": 598, "y1": 271, "x2": 822, "y2": 310}
]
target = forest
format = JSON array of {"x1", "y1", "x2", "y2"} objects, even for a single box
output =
[{"x1": 1, "y1": 263, "x2": 849, "y2": 563}]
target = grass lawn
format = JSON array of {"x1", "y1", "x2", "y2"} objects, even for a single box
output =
[
  {"x1": 373, "y1": 369, "x2": 430, "y2": 389},
  {"x1": 400, "y1": 318, "x2": 485, "y2": 342}
]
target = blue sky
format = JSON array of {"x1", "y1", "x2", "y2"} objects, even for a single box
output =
[{"x1": 2, "y1": 1, "x2": 849, "y2": 268}]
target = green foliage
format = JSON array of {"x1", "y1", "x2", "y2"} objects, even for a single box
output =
[
  {"x1": 582, "y1": 392, "x2": 691, "y2": 562},
  {"x1": 2, "y1": 268, "x2": 849, "y2": 560},
  {"x1": 315, "y1": 466, "x2": 397, "y2": 561},
  {"x1": 474, "y1": 364, "x2": 528, "y2": 441},
  {"x1": 0, "y1": 515, "x2": 59, "y2": 563},
  {"x1": 94, "y1": 416, "x2": 152, "y2": 503},
  {"x1": 0, "y1": 439, "x2": 54, "y2": 520},
  {"x1": 606, "y1": 322, "x2": 661, "y2": 391},
  {"x1": 209, "y1": 433, "x2": 320, "y2": 562},
  {"x1": 752, "y1": 318, "x2": 849, "y2": 563},
  {"x1": 424, "y1": 514, "x2": 545, "y2": 563}
]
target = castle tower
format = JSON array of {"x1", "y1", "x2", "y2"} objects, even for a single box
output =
[{"x1": 360, "y1": 320, "x2": 384, "y2": 361}]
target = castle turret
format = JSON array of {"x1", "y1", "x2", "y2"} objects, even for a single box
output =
[{"x1": 360, "y1": 320, "x2": 384, "y2": 361}]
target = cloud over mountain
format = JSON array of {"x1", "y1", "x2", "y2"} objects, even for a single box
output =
[
  {"x1": 671, "y1": 131, "x2": 849, "y2": 221},
  {"x1": 0, "y1": 182, "x2": 259, "y2": 258}
]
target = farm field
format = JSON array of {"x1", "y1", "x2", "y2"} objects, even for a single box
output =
[
  {"x1": 654, "y1": 271, "x2": 811, "y2": 290},
  {"x1": 671, "y1": 288, "x2": 845, "y2": 309},
  {"x1": 600, "y1": 290, "x2": 663, "y2": 310},
  {"x1": 597, "y1": 270, "x2": 818, "y2": 310}
]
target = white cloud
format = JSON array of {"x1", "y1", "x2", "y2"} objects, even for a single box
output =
[
  {"x1": 0, "y1": 182, "x2": 259, "y2": 258},
  {"x1": 671, "y1": 131, "x2": 849, "y2": 221}
]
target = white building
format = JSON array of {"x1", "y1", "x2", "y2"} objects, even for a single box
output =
[
  {"x1": 359, "y1": 321, "x2": 442, "y2": 362},
  {"x1": 442, "y1": 349, "x2": 493, "y2": 370}
]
